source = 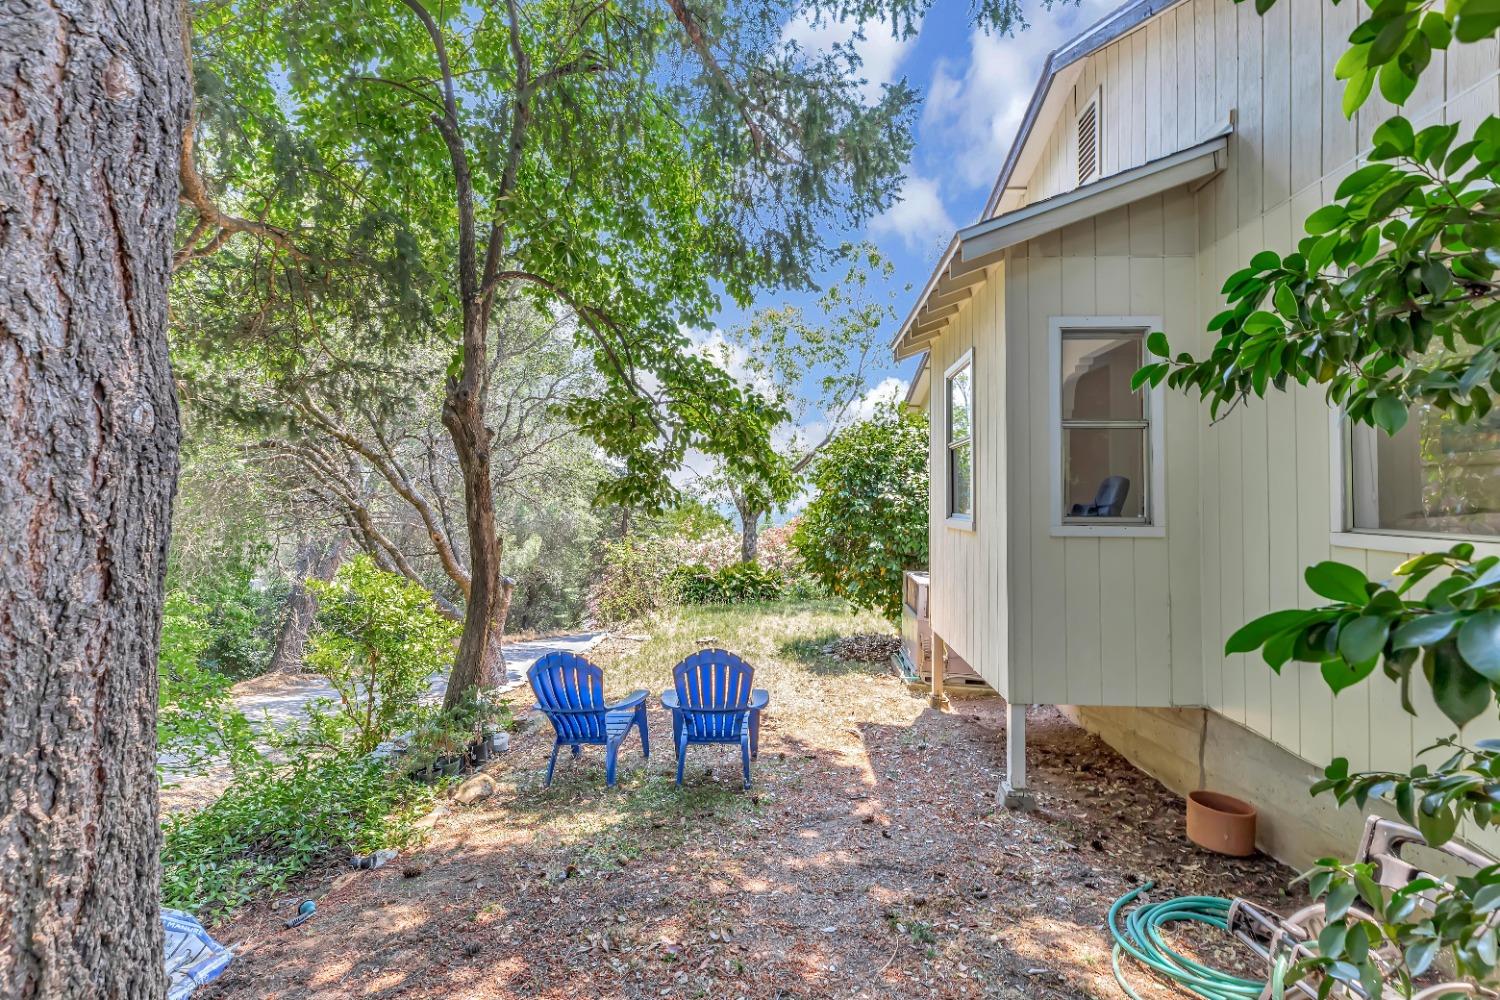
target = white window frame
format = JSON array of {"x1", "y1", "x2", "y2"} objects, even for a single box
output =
[
  {"x1": 1076, "y1": 86, "x2": 1103, "y2": 186},
  {"x1": 944, "y1": 349, "x2": 975, "y2": 531},
  {"x1": 1048, "y1": 316, "x2": 1166, "y2": 538},
  {"x1": 1329, "y1": 409, "x2": 1500, "y2": 556}
]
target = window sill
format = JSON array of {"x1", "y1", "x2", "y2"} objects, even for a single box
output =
[
  {"x1": 945, "y1": 516, "x2": 976, "y2": 533},
  {"x1": 1330, "y1": 531, "x2": 1500, "y2": 557},
  {"x1": 1051, "y1": 523, "x2": 1165, "y2": 538}
]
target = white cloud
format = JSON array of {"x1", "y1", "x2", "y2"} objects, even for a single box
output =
[
  {"x1": 921, "y1": 0, "x2": 1119, "y2": 191},
  {"x1": 781, "y1": 14, "x2": 915, "y2": 104},
  {"x1": 868, "y1": 174, "x2": 955, "y2": 253},
  {"x1": 852, "y1": 376, "x2": 909, "y2": 419}
]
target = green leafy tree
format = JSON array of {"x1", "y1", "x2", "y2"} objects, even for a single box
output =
[
  {"x1": 305, "y1": 556, "x2": 461, "y2": 754},
  {"x1": 175, "y1": 0, "x2": 929, "y2": 707},
  {"x1": 1135, "y1": 0, "x2": 1500, "y2": 991},
  {"x1": 157, "y1": 593, "x2": 257, "y2": 777},
  {"x1": 793, "y1": 406, "x2": 928, "y2": 621},
  {"x1": 699, "y1": 243, "x2": 906, "y2": 560}
]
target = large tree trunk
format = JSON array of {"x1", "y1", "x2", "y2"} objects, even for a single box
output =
[
  {"x1": 0, "y1": 0, "x2": 189, "y2": 995},
  {"x1": 732, "y1": 491, "x2": 764, "y2": 563},
  {"x1": 440, "y1": 345, "x2": 508, "y2": 708},
  {"x1": 267, "y1": 531, "x2": 349, "y2": 674}
]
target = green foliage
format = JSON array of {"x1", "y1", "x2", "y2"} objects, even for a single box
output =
[
  {"x1": 793, "y1": 405, "x2": 928, "y2": 622},
  {"x1": 157, "y1": 592, "x2": 257, "y2": 776},
  {"x1": 305, "y1": 556, "x2": 460, "y2": 754},
  {"x1": 590, "y1": 534, "x2": 692, "y2": 625},
  {"x1": 1288, "y1": 853, "x2": 1500, "y2": 995},
  {"x1": 177, "y1": 0, "x2": 938, "y2": 512},
  {"x1": 161, "y1": 753, "x2": 429, "y2": 919},
  {"x1": 1138, "y1": 113, "x2": 1500, "y2": 429},
  {"x1": 1225, "y1": 545, "x2": 1500, "y2": 729},
  {"x1": 1313, "y1": 739, "x2": 1500, "y2": 848},
  {"x1": 671, "y1": 561, "x2": 785, "y2": 604}
]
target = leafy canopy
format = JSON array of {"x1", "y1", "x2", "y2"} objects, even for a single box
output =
[
  {"x1": 180, "y1": 0, "x2": 944, "y2": 508},
  {"x1": 793, "y1": 405, "x2": 928, "y2": 621}
]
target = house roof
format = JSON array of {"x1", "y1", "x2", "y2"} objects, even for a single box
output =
[
  {"x1": 892, "y1": 128, "x2": 1228, "y2": 359},
  {"x1": 893, "y1": 0, "x2": 1192, "y2": 372},
  {"x1": 980, "y1": 0, "x2": 1189, "y2": 220}
]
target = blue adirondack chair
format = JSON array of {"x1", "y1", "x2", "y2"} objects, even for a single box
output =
[
  {"x1": 527, "y1": 652, "x2": 649, "y2": 787},
  {"x1": 660, "y1": 649, "x2": 769, "y2": 789}
]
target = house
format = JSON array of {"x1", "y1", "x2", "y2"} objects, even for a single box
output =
[{"x1": 895, "y1": 0, "x2": 1500, "y2": 866}]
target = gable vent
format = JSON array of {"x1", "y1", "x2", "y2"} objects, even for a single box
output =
[{"x1": 1077, "y1": 91, "x2": 1101, "y2": 186}]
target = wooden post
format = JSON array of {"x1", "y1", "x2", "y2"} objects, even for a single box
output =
[
  {"x1": 930, "y1": 633, "x2": 946, "y2": 709},
  {"x1": 1000, "y1": 702, "x2": 1034, "y2": 810}
]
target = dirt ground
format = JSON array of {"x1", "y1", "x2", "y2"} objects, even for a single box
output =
[{"x1": 199, "y1": 602, "x2": 1300, "y2": 1000}]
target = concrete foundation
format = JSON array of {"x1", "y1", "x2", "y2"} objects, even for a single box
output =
[{"x1": 1059, "y1": 704, "x2": 1399, "y2": 870}]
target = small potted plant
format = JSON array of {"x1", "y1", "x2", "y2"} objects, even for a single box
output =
[{"x1": 430, "y1": 725, "x2": 468, "y2": 777}]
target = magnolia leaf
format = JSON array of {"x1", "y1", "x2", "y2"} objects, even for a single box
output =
[
  {"x1": 1371, "y1": 395, "x2": 1410, "y2": 435},
  {"x1": 1392, "y1": 611, "x2": 1460, "y2": 649},
  {"x1": 1458, "y1": 609, "x2": 1500, "y2": 681},
  {"x1": 1305, "y1": 561, "x2": 1371, "y2": 605},
  {"x1": 1338, "y1": 615, "x2": 1389, "y2": 664},
  {"x1": 1226, "y1": 608, "x2": 1321, "y2": 654},
  {"x1": 1428, "y1": 641, "x2": 1493, "y2": 727}
]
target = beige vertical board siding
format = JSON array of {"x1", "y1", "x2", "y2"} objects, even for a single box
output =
[
  {"x1": 1289, "y1": 0, "x2": 1322, "y2": 196},
  {"x1": 1158, "y1": 13, "x2": 1170, "y2": 159},
  {"x1": 1028, "y1": 239, "x2": 1069, "y2": 705},
  {"x1": 1006, "y1": 247, "x2": 1032, "y2": 704},
  {"x1": 1321, "y1": 0, "x2": 1356, "y2": 176},
  {"x1": 1263, "y1": 200, "x2": 1303, "y2": 754},
  {"x1": 1196, "y1": 0, "x2": 1217, "y2": 137},
  {"x1": 1197, "y1": 180, "x2": 1225, "y2": 714},
  {"x1": 1131, "y1": 28, "x2": 1148, "y2": 170},
  {"x1": 1262, "y1": 0, "x2": 1291, "y2": 210},
  {"x1": 1130, "y1": 248, "x2": 1173, "y2": 707},
  {"x1": 1162, "y1": 186, "x2": 1203, "y2": 706},
  {"x1": 927, "y1": 311, "x2": 979, "y2": 676},
  {"x1": 1146, "y1": 19, "x2": 1164, "y2": 162}
]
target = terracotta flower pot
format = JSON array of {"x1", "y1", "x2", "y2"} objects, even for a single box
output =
[{"x1": 1186, "y1": 790, "x2": 1258, "y2": 857}]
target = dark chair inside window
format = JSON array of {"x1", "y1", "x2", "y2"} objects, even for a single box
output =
[{"x1": 1070, "y1": 475, "x2": 1130, "y2": 518}]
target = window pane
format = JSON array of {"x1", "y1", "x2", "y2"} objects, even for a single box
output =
[
  {"x1": 948, "y1": 364, "x2": 971, "y2": 443},
  {"x1": 1063, "y1": 427, "x2": 1145, "y2": 519},
  {"x1": 950, "y1": 442, "x2": 973, "y2": 517},
  {"x1": 1061, "y1": 333, "x2": 1144, "y2": 421},
  {"x1": 1351, "y1": 403, "x2": 1500, "y2": 536}
]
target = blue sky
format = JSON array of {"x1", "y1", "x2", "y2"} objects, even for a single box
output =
[{"x1": 703, "y1": 0, "x2": 1123, "y2": 405}]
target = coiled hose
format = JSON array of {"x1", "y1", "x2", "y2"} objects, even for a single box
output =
[{"x1": 1108, "y1": 882, "x2": 1289, "y2": 1000}]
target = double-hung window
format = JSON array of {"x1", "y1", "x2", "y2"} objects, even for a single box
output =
[
  {"x1": 1049, "y1": 317, "x2": 1165, "y2": 535},
  {"x1": 1344, "y1": 396, "x2": 1500, "y2": 540},
  {"x1": 945, "y1": 351, "x2": 974, "y2": 523}
]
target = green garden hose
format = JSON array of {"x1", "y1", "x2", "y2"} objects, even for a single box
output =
[{"x1": 1108, "y1": 882, "x2": 1290, "y2": 1000}]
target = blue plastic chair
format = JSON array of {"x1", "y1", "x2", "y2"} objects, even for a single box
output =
[
  {"x1": 660, "y1": 649, "x2": 769, "y2": 789},
  {"x1": 527, "y1": 652, "x2": 649, "y2": 787}
]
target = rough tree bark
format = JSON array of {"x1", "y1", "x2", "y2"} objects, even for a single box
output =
[
  {"x1": 0, "y1": 0, "x2": 189, "y2": 995},
  {"x1": 267, "y1": 531, "x2": 349, "y2": 674},
  {"x1": 730, "y1": 489, "x2": 764, "y2": 563}
]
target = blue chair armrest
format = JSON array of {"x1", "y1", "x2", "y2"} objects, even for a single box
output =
[
  {"x1": 660, "y1": 690, "x2": 680, "y2": 711},
  {"x1": 749, "y1": 689, "x2": 769, "y2": 710},
  {"x1": 609, "y1": 689, "x2": 649, "y2": 712}
]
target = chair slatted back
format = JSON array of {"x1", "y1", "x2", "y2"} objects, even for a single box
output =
[
  {"x1": 528, "y1": 652, "x2": 607, "y2": 743},
  {"x1": 673, "y1": 649, "x2": 754, "y2": 742}
]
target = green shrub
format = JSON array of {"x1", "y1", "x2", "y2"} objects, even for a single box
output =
[
  {"x1": 590, "y1": 534, "x2": 684, "y2": 623},
  {"x1": 670, "y1": 561, "x2": 784, "y2": 604},
  {"x1": 158, "y1": 592, "x2": 256, "y2": 775},
  {"x1": 305, "y1": 555, "x2": 460, "y2": 755},
  {"x1": 161, "y1": 752, "x2": 429, "y2": 920},
  {"x1": 794, "y1": 406, "x2": 928, "y2": 622}
]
